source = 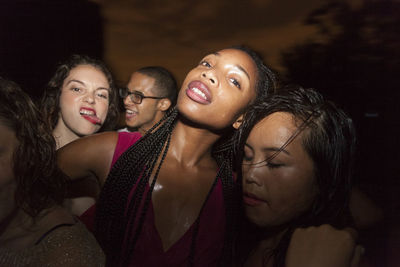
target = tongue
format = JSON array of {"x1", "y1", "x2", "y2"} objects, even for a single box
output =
[{"x1": 82, "y1": 114, "x2": 102, "y2": 125}]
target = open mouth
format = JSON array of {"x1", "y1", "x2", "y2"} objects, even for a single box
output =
[
  {"x1": 80, "y1": 108, "x2": 101, "y2": 125},
  {"x1": 185, "y1": 80, "x2": 212, "y2": 104}
]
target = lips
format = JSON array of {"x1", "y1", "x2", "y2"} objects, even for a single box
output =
[
  {"x1": 243, "y1": 192, "x2": 266, "y2": 207},
  {"x1": 185, "y1": 80, "x2": 212, "y2": 104},
  {"x1": 80, "y1": 107, "x2": 101, "y2": 125},
  {"x1": 125, "y1": 108, "x2": 138, "y2": 120}
]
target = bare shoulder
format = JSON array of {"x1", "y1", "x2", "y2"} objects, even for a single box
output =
[{"x1": 57, "y1": 131, "x2": 119, "y2": 186}]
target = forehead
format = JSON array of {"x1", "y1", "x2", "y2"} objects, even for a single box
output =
[
  {"x1": 212, "y1": 49, "x2": 257, "y2": 76},
  {"x1": 68, "y1": 64, "x2": 106, "y2": 78},
  {"x1": 248, "y1": 112, "x2": 303, "y2": 149},
  {"x1": 128, "y1": 72, "x2": 157, "y2": 93}
]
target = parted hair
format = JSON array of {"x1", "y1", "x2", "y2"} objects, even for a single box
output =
[
  {"x1": 94, "y1": 46, "x2": 277, "y2": 266},
  {"x1": 40, "y1": 54, "x2": 119, "y2": 132},
  {"x1": 0, "y1": 77, "x2": 67, "y2": 218},
  {"x1": 236, "y1": 86, "x2": 356, "y2": 267}
]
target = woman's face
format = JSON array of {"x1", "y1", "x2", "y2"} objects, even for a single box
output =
[
  {"x1": 57, "y1": 64, "x2": 110, "y2": 137},
  {"x1": 0, "y1": 122, "x2": 18, "y2": 216},
  {"x1": 242, "y1": 112, "x2": 317, "y2": 228},
  {"x1": 177, "y1": 48, "x2": 258, "y2": 130}
]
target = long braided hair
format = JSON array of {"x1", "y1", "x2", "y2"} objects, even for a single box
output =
[{"x1": 94, "y1": 46, "x2": 276, "y2": 266}]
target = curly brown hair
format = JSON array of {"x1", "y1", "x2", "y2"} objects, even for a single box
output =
[
  {"x1": 0, "y1": 77, "x2": 67, "y2": 218},
  {"x1": 40, "y1": 54, "x2": 119, "y2": 132}
]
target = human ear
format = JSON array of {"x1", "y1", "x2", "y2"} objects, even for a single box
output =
[
  {"x1": 232, "y1": 114, "x2": 244, "y2": 129},
  {"x1": 158, "y1": 98, "x2": 172, "y2": 112}
]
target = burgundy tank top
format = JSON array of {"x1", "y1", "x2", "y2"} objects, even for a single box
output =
[{"x1": 80, "y1": 132, "x2": 226, "y2": 266}]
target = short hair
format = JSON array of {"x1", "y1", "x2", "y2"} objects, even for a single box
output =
[
  {"x1": 136, "y1": 66, "x2": 178, "y2": 108},
  {"x1": 0, "y1": 77, "x2": 67, "y2": 218},
  {"x1": 236, "y1": 86, "x2": 356, "y2": 266},
  {"x1": 40, "y1": 54, "x2": 119, "y2": 131}
]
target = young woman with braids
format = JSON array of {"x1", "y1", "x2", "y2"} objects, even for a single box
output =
[
  {"x1": 235, "y1": 86, "x2": 363, "y2": 267},
  {"x1": 57, "y1": 46, "x2": 276, "y2": 266},
  {"x1": 0, "y1": 77, "x2": 105, "y2": 266},
  {"x1": 40, "y1": 55, "x2": 119, "y2": 216}
]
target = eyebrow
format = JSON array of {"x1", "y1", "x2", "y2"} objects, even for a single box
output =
[
  {"x1": 67, "y1": 79, "x2": 110, "y2": 91},
  {"x1": 213, "y1": 52, "x2": 251, "y2": 81},
  {"x1": 67, "y1": 79, "x2": 85, "y2": 86},
  {"x1": 262, "y1": 147, "x2": 290, "y2": 156}
]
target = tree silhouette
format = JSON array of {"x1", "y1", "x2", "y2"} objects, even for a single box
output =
[{"x1": 281, "y1": 2, "x2": 400, "y2": 265}]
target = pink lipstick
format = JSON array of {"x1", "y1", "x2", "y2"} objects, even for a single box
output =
[
  {"x1": 185, "y1": 80, "x2": 212, "y2": 104},
  {"x1": 243, "y1": 192, "x2": 266, "y2": 207}
]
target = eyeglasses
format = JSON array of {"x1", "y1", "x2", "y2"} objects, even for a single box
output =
[{"x1": 119, "y1": 87, "x2": 166, "y2": 104}]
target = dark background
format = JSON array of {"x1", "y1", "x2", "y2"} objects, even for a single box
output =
[{"x1": 0, "y1": 0, "x2": 398, "y2": 265}]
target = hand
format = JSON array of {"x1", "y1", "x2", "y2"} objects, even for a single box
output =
[{"x1": 285, "y1": 224, "x2": 363, "y2": 267}]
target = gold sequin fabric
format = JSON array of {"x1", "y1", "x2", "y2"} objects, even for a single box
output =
[{"x1": 0, "y1": 221, "x2": 105, "y2": 266}]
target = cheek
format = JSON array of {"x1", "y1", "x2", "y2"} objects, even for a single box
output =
[
  {"x1": 270, "y1": 174, "x2": 316, "y2": 220},
  {"x1": 0, "y1": 156, "x2": 14, "y2": 188},
  {"x1": 97, "y1": 101, "x2": 110, "y2": 121}
]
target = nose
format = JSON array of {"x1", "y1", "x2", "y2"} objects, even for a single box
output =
[
  {"x1": 201, "y1": 70, "x2": 218, "y2": 86},
  {"x1": 83, "y1": 91, "x2": 95, "y2": 104},
  {"x1": 242, "y1": 164, "x2": 263, "y2": 186},
  {"x1": 123, "y1": 94, "x2": 133, "y2": 106}
]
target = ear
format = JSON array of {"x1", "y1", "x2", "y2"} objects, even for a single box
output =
[
  {"x1": 157, "y1": 98, "x2": 172, "y2": 112},
  {"x1": 232, "y1": 114, "x2": 244, "y2": 129}
]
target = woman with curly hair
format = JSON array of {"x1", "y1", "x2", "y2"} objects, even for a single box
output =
[
  {"x1": 40, "y1": 54, "x2": 119, "y2": 149},
  {"x1": 40, "y1": 55, "x2": 119, "y2": 215},
  {"x1": 0, "y1": 77, "x2": 105, "y2": 266}
]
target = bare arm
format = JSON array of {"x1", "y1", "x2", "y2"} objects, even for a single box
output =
[
  {"x1": 57, "y1": 131, "x2": 118, "y2": 197},
  {"x1": 350, "y1": 187, "x2": 383, "y2": 230},
  {"x1": 285, "y1": 225, "x2": 363, "y2": 267}
]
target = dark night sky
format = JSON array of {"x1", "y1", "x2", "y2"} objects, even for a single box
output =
[{"x1": 96, "y1": 0, "x2": 358, "y2": 84}]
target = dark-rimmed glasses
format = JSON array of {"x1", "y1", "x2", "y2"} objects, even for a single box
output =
[{"x1": 119, "y1": 87, "x2": 166, "y2": 104}]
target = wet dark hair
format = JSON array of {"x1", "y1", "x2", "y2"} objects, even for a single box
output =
[
  {"x1": 136, "y1": 66, "x2": 178, "y2": 108},
  {"x1": 94, "y1": 46, "x2": 277, "y2": 266},
  {"x1": 236, "y1": 86, "x2": 356, "y2": 266},
  {"x1": 0, "y1": 77, "x2": 67, "y2": 218},
  {"x1": 40, "y1": 54, "x2": 119, "y2": 132}
]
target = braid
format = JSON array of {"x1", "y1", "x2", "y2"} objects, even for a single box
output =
[
  {"x1": 214, "y1": 141, "x2": 241, "y2": 265},
  {"x1": 95, "y1": 108, "x2": 178, "y2": 265}
]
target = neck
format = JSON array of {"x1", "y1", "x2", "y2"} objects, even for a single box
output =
[
  {"x1": 168, "y1": 117, "x2": 224, "y2": 167},
  {"x1": 53, "y1": 120, "x2": 80, "y2": 149},
  {"x1": 138, "y1": 111, "x2": 166, "y2": 136}
]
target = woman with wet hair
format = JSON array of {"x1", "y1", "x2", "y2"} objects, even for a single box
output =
[
  {"x1": 235, "y1": 86, "x2": 358, "y2": 266},
  {"x1": 58, "y1": 46, "x2": 276, "y2": 266},
  {"x1": 0, "y1": 77, "x2": 104, "y2": 266}
]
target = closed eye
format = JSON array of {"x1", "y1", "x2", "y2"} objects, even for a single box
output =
[
  {"x1": 266, "y1": 161, "x2": 284, "y2": 169},
  {"x1": 96, "y1": 91, "x2": 109, "y2": 99}
]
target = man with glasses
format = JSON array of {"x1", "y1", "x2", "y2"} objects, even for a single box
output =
[{"x1": 119, "y1": 66, "x2": 177, "y2": 135}]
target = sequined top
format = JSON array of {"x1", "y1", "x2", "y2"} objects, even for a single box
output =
[{"x1": 0, "y1": 221, "x2": 105, "y2": 267}]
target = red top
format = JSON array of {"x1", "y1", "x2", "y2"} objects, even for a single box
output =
[{"x1": 80, "y1": 132, "x2": 226, "y2": 266}]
